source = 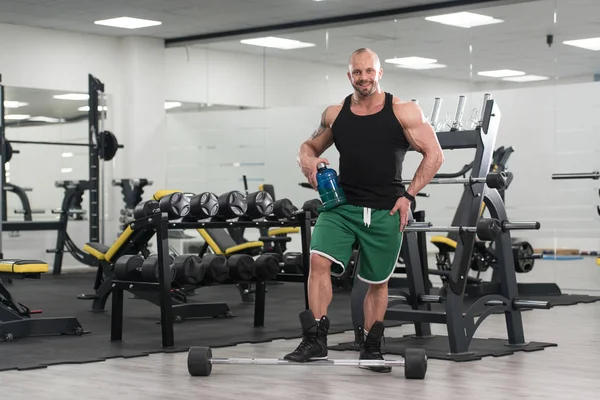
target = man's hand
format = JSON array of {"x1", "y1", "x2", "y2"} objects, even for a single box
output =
[
  {"x1": 297, "y1": 105, "x2": 339, "y2": 189},
  {"x1": 300, "y1": 156, "x2": 329, "y2": 189},
  {"x1": 390, "y1": 196, "x2": 411, "y2": 231}
]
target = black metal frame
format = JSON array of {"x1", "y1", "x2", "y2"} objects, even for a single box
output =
[
  {"x1": 50, "y1": 180, "x2": 99, "y2": 274},
  {"x1": 0, "y1": 74, "x2": 107, "y2": 262},
  {"x1": 110, "y1": 212, "x2": 313, "y2": 348},
  {"x1": 379, "y1": 100, "x2": 546, "y2": 354},
  {"x1": 88, "y1": 74, "x2": 104, "y2": 244},
  {"x1": 0, "y1": 272, "x2": 84, "y2": 341}
]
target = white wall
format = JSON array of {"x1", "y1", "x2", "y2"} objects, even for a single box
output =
[
  {"x1": 0, "y1": 23, "x2": 167, "y2": 268},
  {"x1": 2, "y1": 20, "x2": 598, "y2": 281},
  {"x1": 164, "y1": 46, "x2": 470, "y2": 108},
  {"x1": 164, "y1": 81, "x2": 600, "y2": 253}
]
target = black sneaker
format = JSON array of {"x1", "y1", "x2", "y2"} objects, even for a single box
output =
[
  {"x1": 359, "y1": 321, "x2": 391, "y2": 373},
  {"x1": 283, "y1": 310, "x2": 329, "y2": 362}
]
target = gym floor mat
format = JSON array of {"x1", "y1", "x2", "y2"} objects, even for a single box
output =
[
  {"x1": 0, "y1": 273, "x2": 402, "y2": 372},
  {"x1": 519, "y1": 293, "x2": 600, "y2": 307},
  {"x1": 330, "y1": 335, "x2": 557, "y2": 362},
  {"x1": 1, "y1": 273, "x2": 597, "y2": 371}
]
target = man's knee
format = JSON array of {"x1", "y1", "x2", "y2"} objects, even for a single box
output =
[
  {"x1": 368, "y1": 281, "x2": 389, "y2": 292},
  {"x1": 310, "y1": 252, "x2": 332, "y2": 274}
]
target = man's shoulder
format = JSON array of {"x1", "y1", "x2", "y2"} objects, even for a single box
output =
[{"x1": 322, "y1": 102, "x2": 344, "y2": 127}]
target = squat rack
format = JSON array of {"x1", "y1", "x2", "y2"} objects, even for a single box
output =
[{"x1": 0, "y1": 74, "x2": 116, "y2": 271}]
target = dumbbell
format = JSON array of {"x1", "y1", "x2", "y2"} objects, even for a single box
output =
[
  {"x1": 114, "y1": 254, "x2": 145, "y2": 281},
  {"x1": 270, "y1": 198, "x2": 298, "y2": 220},
  {"x1": 227, "y1": 254, "x2": 255, "y2": 281},
  {"x1": 140, "y1": 254, "x2": 178, "y2": 283},
  {"x1": 189, "y1": 192, "x2": 220, "y2": 220},
  {"x1": 133, "y1": 199, "x2": 160, "y2": 219},
  {"x1": 201, "y1": 254, "x2": 230, "y2": 283},
  {"x1": 215, "y1": 191, "x2": 247, "y2": 220},
  {"x1": 253, "y1": 253, "x2": 280, "y2": 280},
  {"x1": 301, "y1": 199, "x2": 322, "y2": 218},
  {"x1": 159, "y1": 192, "x2": 190, "y2": 219},
  {"x1": 245, "y1": 190, "x2": 275, "y2": 219},
  {"x1": 173, "y1": 255, "x2": 206, "y2": 285}
]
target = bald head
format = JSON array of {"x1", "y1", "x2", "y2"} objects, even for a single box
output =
[
  {"x1": 348, "y1": 48, "x2": 381, "y2": 72},
  {"x1": 347, "y1": 48, "x2": 383, "y2": 98}
]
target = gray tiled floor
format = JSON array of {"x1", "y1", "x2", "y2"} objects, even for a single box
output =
[{"x1": 2, "y1": 285, "x2": 599, "y2": 399}]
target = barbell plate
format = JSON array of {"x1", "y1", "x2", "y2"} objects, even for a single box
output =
[
  {"x1": 404, "y1": 348, "x2": 428, "y2": 379},
  {"x1": 188, "y1": 346, "x2": 213, "y2": 377}
]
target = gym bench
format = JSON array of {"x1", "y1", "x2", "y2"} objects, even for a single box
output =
[{"x1": 0, "y1": 260, "x2": 85, "y2": 341}]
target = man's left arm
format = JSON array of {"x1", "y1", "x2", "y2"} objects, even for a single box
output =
[
  {"x1": 390, "y1": 101, "x2": 444, "y2": 229},
  {"x1": 396, "y1": 102, "x2": 445, "y2": 198}
]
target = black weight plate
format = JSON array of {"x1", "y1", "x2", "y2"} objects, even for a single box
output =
[
  {"x1": 114, "y1": 255, "x2": 143, "y2": 280},
  {"x1": 253, "y1": 253, "x2": 280, "y2": 280},
  {"x1": 141, "y1": 255, "x2": 159, "y2": 282},
  {"x1": 99, "y1": 131, "x2": 119, "y2": 161},
  {"x1": 404, "y1": 348, "x2": 427, "y2": 379},
  {"x1": 159, "y1": 192, "x2": 190, "y2": 219},
  {"x1": 217, "y1": 191, "x2": 247, "y2": 219},
  {"x1": 273, "y1": 198, "x2": 297, "y2": 220},
  {"x1": 189, "y1": 192, "x2": 219, "y2": 220},
  {"x1": 302, "y1": 199, "x2": 322, "y2": 218},
  {"x1": 202, "y1": 254, "x2": 229, "y2": 282},
  {"x1": 133, "y1": 200, "x2": 160, "y2": 219},
  {"x1": 246, "y1": 191, "x2": 274, "y2": 219},
  {"x1": 173, "y1": 255, "x2": 205, "y2": 285},
  {"x1": 227, "y1": 254, "x2": 255, "y2": 281},
  {"x1": 188, "y1": 346, "x2": 212, "y2": 377}
]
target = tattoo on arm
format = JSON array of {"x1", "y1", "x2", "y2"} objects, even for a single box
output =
[{"x1": 310, "y1": 109, "x2": 328, "y2": 139}]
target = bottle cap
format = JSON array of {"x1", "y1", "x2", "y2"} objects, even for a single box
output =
[{"x1": 317, "y1": 162, "x2": 327, "y2": 170}]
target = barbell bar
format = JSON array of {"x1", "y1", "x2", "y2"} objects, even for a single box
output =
[
  {"x1": 402, "y1": 171, "x2": 507, "y2": 189},
  {"x1": 551, "y1": 171, "x2": 599, "y2": 180},
  {"x1": 5, "y1": 130, "x2": 122, "y2": 161},
  {"x1": 187, "y1": 346, "x2": 428, "y2": 379},
  {"x1": 404, "y1": 218, "x2": 540, "y2": 241},
  {"x1": 485, "y1": 299, "x2": 552, "y2": 310}
]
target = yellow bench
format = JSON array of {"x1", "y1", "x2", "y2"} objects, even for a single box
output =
[{"x1": 0, "y1": 259, "x2": 48, "y2": 274}]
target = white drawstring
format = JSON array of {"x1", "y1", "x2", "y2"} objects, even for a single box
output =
[{"x1": 363, "y1": 207, "x2": 371, "y2": 227}]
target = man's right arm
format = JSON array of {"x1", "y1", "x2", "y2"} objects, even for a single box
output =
[{"x1": 297, "y1": 107, "x2": 336, "y2": 188}]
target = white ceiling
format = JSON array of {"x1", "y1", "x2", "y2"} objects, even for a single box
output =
[
  {"x1": 201, "y1": 0, "x2": 600, "y2": 83},
  {"x1": 0, "y1": 0, "x2": 597, "y2": 96},
  {"x1": 0, "y1": 0, "x2": 512, "y2": 40}
]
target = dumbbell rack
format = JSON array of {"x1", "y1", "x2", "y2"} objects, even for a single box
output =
[{"x1": 109, "y1": 211, "x2": 314, "y2": 349}]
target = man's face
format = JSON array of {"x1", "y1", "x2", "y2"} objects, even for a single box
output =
[{"x1": 348, "y1": 52, "x2": 382, "y2": 97}]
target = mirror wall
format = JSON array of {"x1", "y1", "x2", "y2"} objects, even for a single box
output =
[{"x1": 163, "y1": 0, "x2": 600, "y2": 290}]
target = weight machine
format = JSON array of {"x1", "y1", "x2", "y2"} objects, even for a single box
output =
[{"x1": 350, "y1": 96, "x2": 553, "y2": 356}]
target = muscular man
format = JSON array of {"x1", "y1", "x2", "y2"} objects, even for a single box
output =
[{"x1": 284, "y1": 48, "x2": 444, "y2": 372}]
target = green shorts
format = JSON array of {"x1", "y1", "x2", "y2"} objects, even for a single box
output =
[{"x1": 310, "y1": 204, "x2": 403, "y2": 283}]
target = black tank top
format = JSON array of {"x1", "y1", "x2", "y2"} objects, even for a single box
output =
[{"x1": 331, "y1": 92, "x2": 410, "y2": 210}]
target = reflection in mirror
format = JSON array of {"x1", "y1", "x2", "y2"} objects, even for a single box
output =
[
  {"x1": 3, "y1": 87, "x2": 97, "y2": 223},
  {"x1": 3, "y1": 87, "x2": 93, "y2": 128},
  {"x1": 163, "y1": 0, "x2": 600, "y2": 284}
]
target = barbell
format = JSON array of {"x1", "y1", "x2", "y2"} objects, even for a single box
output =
[
  {"x1": 551, "y1": 171, "x2": 599, "y2": 180},
  {"x1": 402, "y1": 172, "x2": 507, "y2": 190},
  {"x1": 4, "y1": 130, "x2": 122, "y2": 161},
  {"x1": 187, "y1": 346, "x2": 428, "y2": 379},
  {"x1": 405, "y1": 218, "x2": 540, "y2": 241}
]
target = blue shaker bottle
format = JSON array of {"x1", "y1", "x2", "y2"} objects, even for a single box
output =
[{"x1": 315, "y1": 162, "x2": 347, "y2": 210}]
